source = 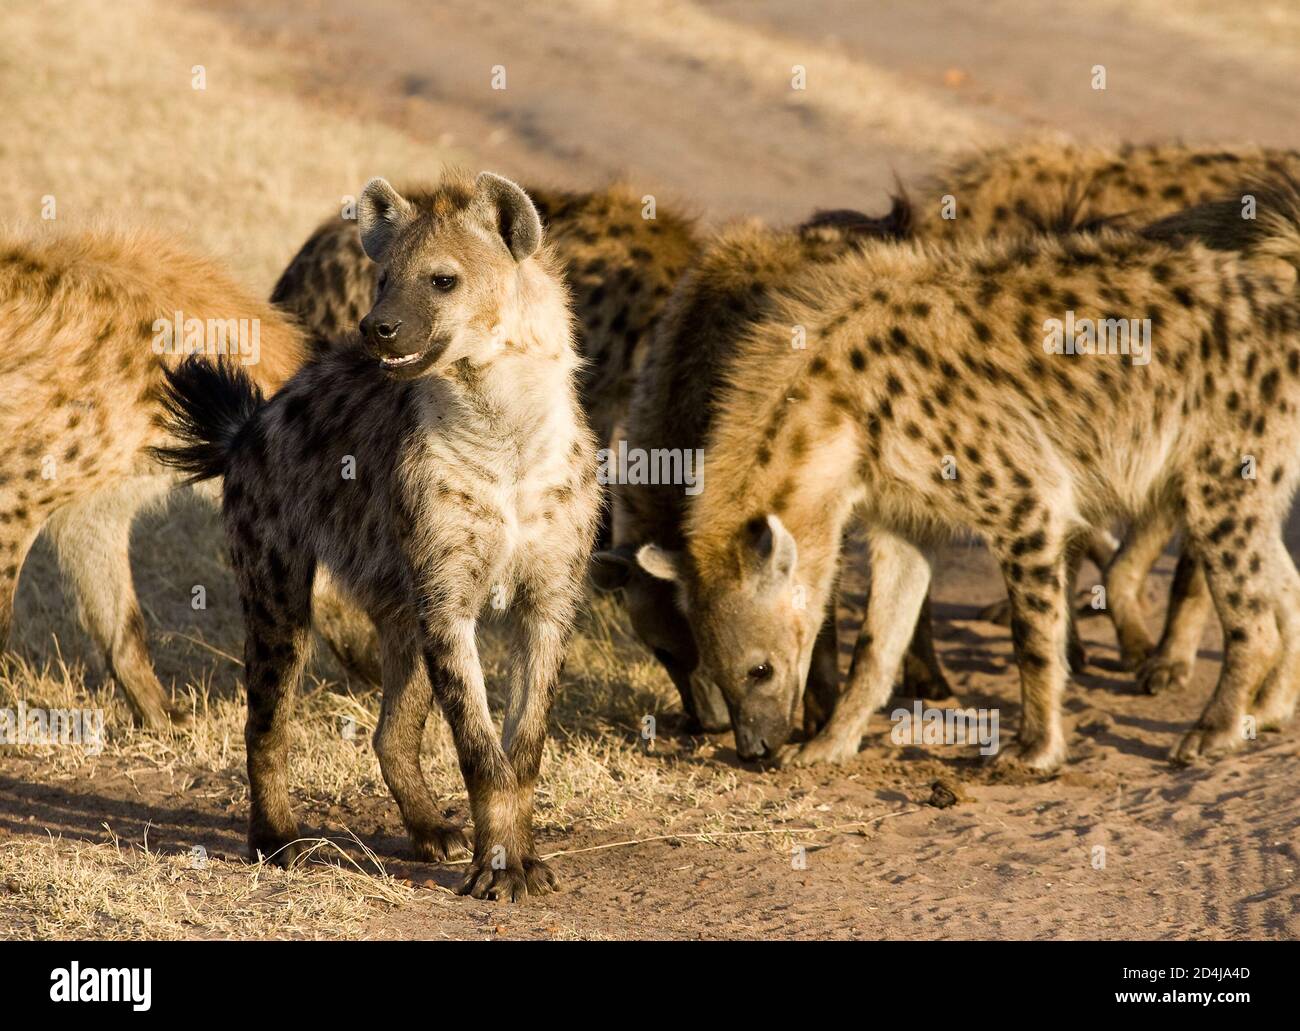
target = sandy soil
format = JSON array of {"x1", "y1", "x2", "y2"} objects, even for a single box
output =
[{"x1": 2, "y1": 0, "x2": 1298, "y2": 940}]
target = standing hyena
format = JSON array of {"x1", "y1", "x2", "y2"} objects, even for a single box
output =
[
  {"x1": 0, "y1": 229, "x2": 311, "y2": 728},
  {"x1": 636, "y1": 176, "x2": 1300, "y2": 769},
  {"x1": 156, "y1": 172, "x2": 599, "y2": 900}
]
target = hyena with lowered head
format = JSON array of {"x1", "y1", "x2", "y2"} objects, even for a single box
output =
[
  {"x1": 0, "y1": 228, "x2": 314, "y2": 728},
  {"x1": 592, "y1": 205, "x2": 953, "y2": 737},
  {"x1": 638, "y1": 176, "x2": 1300, "y2": 769},
  {"x1": 156, "y1": 172, "x2": 599, "y2": 900},
  {"x1": 594, "y1": 141, "x2": 1300, "y2": 739}
]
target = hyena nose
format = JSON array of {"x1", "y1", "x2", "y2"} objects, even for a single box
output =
[
  {"x1": 361, "y1": 313, "x2": 403, "y2": 346},
  {"x1": 373, "y1": 319, "x2": 402, "y2": 342}
]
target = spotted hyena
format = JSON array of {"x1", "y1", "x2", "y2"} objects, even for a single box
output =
[
  {"x1": 636, "y1": 175, "x2": 1300, "y2": 769},
  {"x1": 592, "y1": 205, "x2": 953, "y2": 735},
  {"x1": 0, "y1": 228, "x2": 329, "y2": 728},
  {"x1": 593, "y1": 142, "x2": 1300, "y2": 736},
  {"x1": 156, "y1": 173, "x2": 599, "y2": 900}
]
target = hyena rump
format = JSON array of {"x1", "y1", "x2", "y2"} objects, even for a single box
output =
[
  {"x1": 157, "y1": 172, "x2": 599, "y2": 900},
  {"x1": 638, "y1": 177, "x2": 1300, "y2": 769},
  {"x1": 0, "y1": 229, "x2": 307, "y2": 728}
]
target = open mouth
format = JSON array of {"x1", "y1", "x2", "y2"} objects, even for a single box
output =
[
  {"x1": 379, "y1": 350, "x2": 425, "y2": 369},
  {"x1": 374, "y1": 339, "x2": 446, "y2": 377}
]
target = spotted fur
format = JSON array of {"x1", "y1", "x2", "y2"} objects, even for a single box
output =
[{"x1": 157, "y1": 173, "x2": 600, "y2": 900}]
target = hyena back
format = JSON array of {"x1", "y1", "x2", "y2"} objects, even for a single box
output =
[
  {"x1": 639, "y1": 176, "x2": 1300, "y2": 770},
  {"x1": 157, "y1": 172, "x2": 600, "y2": 900},
  {"x1": 0, "y1": 229, "x2": 305, "y2": 728}
]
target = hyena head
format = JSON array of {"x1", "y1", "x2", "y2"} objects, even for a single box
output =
[
  {"x1": 357, "y1": 171, "x2": 544, "y2": 378},
  {"x1": 638, "y1": 514, "x2": 817, "y2": 760}
]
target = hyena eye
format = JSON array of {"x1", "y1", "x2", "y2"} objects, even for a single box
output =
[
  {"x1": 431, "y1": 274, "x2": 458, "y2": 292},
  {"x1": 747, "y1": 662, "x2": 774, "y2": 683}
]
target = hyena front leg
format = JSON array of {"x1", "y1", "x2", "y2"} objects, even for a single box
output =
[
  {"x1": 239, "y1": 547, "x2": 316, "y2": 867},
  {"x1": 371, "y1": 606, "x2": 470, "y2": 862},
  {"x1": 44, "y1": 479, "x2": 189, "y2": 729},
  {"x1": 780, "y1": 532, "x2": 931, "y2": 767},
  {"x1": 1137, "y1": 549, "x2": 1213, "y2": 695},
  {"x1": 802, "y1": 605, "x2": 841, "y2": 736},
  {"x1": 422, "y1": 615, "x2": 530, "y2": 902},
  {"x1": 993, "y1": 528, "x2": 1071, "y2": 772},
  {"x1": 1174, "y1": 502, "x2": 1287, "y2": 762},
  {"x1": 1104, "y1": 508, "x2": 1177, "y2": 672},
  {"x1": 500, "y1": 588, "x2": 581, "y2": 897}
]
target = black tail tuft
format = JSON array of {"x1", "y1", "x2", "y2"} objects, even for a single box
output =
[
  {"x1": 799, "y1": 190, "x2": 915, "y2": 244},
  {"x1": 150, "y1": 357, "x2": 265, "y2": 484}
]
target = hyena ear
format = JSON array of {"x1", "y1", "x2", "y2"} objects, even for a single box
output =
[
  {"x1": 474, "y1": 171, "x2": 543, "y2": 261},
  {"x1": 358, "y1": 178, "x2": 416, "y2": 264},
  {"x1": 744, "y1": 514, "x2": 797, "y2": 582},
  {"x1": 590, "y1": 548, "x2": 636, "y2": 592},
  {"x1": 636, "y1": 544, "x2": 684, "y2": 583}
]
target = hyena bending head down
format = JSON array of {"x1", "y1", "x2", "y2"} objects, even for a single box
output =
[
  {"x1": 640, "y1": 176, "x2": 1300, "y2": 770},
  {"x1": 156, "y1": 172, "x2": 600, "y2": 900},
  {"x1": 0, "y1": 229, "x2": 306, "y2": 728}
]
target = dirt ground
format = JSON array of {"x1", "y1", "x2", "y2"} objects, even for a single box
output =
[{"x1": 2, "y1": 0, "x2": 1298, "y2": 940}]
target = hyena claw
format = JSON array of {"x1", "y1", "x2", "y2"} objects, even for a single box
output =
[
  {"x1": 1137, "y1": 657, "x2": 1191, "y2": 696},
  {"x1": 411, "y1": 824, "x2": 471, "y2": 863}
]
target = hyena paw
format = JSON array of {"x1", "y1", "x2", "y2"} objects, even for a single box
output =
[
  {"x1": 776, "y1": 733, "x2": 860, "y2": 768},
  {"x1": 523, "y1": 855, "x2": 558, "y2": 896},
  {"x1": 991, "y1": 735, "x2": 1065, "y2": 774},
  {"x1": 1137, "y1": 657, "x2": 1191, "y2": 696},
  {"x1": 249, "y1": 827, "x2": 306, "y2": 868},
  {"x1": 977, "y1": 598, "x2": 1012, "y2": 626},
  {"x1": 411, "y1": 823, "x2": 471, "y2": 863},
  {"x1": 457, "y1": 857, "x2": 533, "y2": 902},
  {"x1": 902, "y1": 654, "x2": 953, "y2": 700},
  {"x1": 1172, "y1": 723, "x2": 1245, "y2": 764}
]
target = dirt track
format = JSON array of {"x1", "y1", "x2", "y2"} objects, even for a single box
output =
[{"x1": 2, "y1": 0, "x2": 1298, "y2": 939}]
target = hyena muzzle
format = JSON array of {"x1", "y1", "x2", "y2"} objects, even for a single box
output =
[{"x1": 155, "y1": 171, "x2": 599, "y2": 900}]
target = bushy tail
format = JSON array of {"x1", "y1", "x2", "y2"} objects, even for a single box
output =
[
  {"x1": 1142, "y1": 170, "x2": 1300, "y2": 264},
  {"x1": 150, "y1": 357, "x2": 265, "y2": 484},
  {"x1": 1245, "y1": 172, "x2": 1300, "y2": 270}
]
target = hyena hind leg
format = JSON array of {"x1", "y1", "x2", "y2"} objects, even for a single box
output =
[
  {"x1": 1174, "y1": 517, "x2": 1286, "y2": 763},
  {"x1": 240, "y1": 550, "x2": 316, "y2": 867},
  {"x1": 371, "y1": 607, "x2": 470, "y2": 862},
  {"x1": 1137, "y1": 548, "x2": 1213, "y2": 695},
  {"x1": 899, "y1": 593, "x2": 953, "y2": 701},
  {"x1": 44, "y1": 479, "x2": 189, "y2": 729},
  {"x1": 1248, "y1": 540, "x2": 1300, "y2": 731},
  {"x1": 994, "y1": 529, "x2": 1072, "y2": 773}
]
